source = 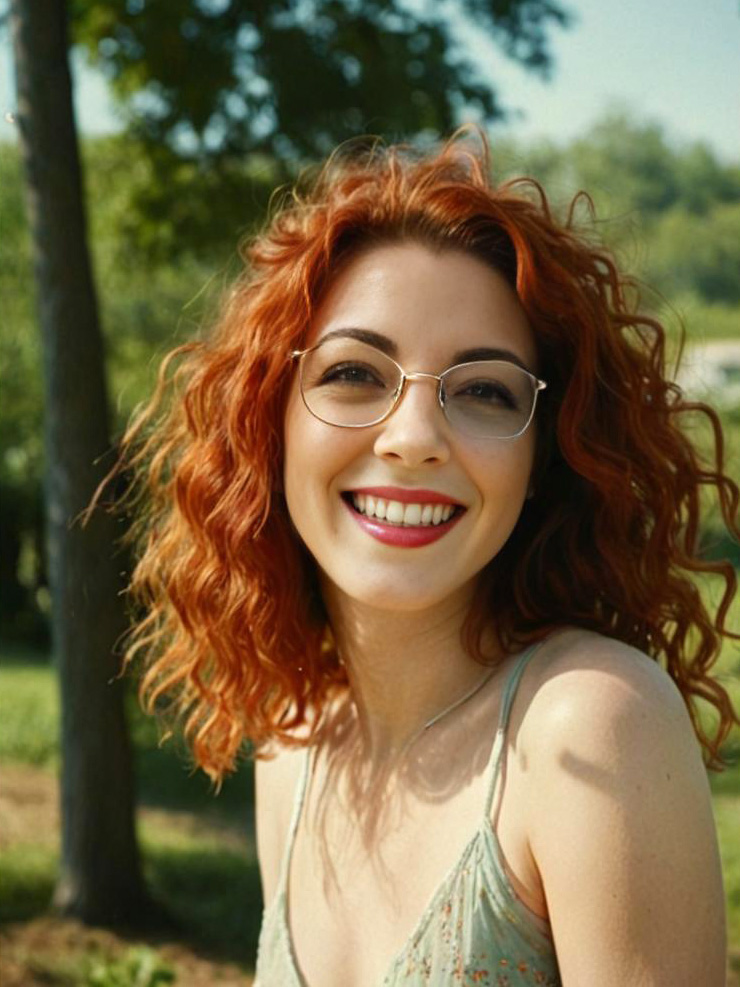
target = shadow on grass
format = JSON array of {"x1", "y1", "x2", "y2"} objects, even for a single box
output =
[
  {"x1": 127, "y1": 689, "x2": 256, "y2": 831},
  {"x1": 134, "y1": 741, "x2": 254, "y2": 826},
  {"x1": 0, "y1": 845, "x2": 57, "y2": 923},
  {"x1": 144, "y1": 843, "x2": 263, "y2": 965},
  {"x1": 0, "y1": 841, "x2": 263, "y2": 968}
]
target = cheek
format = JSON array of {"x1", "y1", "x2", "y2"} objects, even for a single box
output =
[
  {"x1": 283, "y1": 390, "x2": 321, "y2": 532},
  {"x1": 469, "y1": 432, "x2": 535, "y2": 504},
  {"x1": 282, "y1": 388, "x2": 357, "y2": 536},
  {"x1": 466, "y1": 439, "x2": 535, "y2": 558}
]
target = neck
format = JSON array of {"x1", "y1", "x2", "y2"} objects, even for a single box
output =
[{"x1": 322, "y1": 581, "x2": 501, "y2": 761}]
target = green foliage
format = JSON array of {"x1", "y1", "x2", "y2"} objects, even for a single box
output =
[
  {"x1": 493, "y1": 112, "x2": 740, "y2": 310},
  {"x1": 0, "y1": 143, "x2": 41, "y2": 491},
  {"x1": 27, "y1": 946, "x2": 177, "y2": 987},
  {"x1": 713, "y1": 796, "x2": 740, "y2": 951},
  {"x1": 68, "y1": 0, "x2": 570, "y2": 255},
  {"x1": 647, "y1": 203, "x2": 740, "y2": 304},
  {"x1": 71, "y1": 0, "x2": 570, "y2": 161},
  {"x1": 84, "y1": 948, "x2": 175, "y2": 987}
]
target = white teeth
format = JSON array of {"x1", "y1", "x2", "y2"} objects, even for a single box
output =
[
  {"x1": 386, "y1": 500, "x2": 404, "y2": 523},
  {"x1": 350, "y1": 494, "x2": 459, "y2": 527},
  {"x1": 403, "y1": 503, "x2": 422, "y2": 525}
]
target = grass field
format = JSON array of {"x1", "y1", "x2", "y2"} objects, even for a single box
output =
[
  {"x1": 1, "y1": 641, "x2": 738, "y2": 984},
  {"x1": 0, "y1": 649, "x2": 259, "y2": 985}
]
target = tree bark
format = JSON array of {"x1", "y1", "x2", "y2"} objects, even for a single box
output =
[{"x1": 10, "y1": 0, "x2": 150, "y2": 924}]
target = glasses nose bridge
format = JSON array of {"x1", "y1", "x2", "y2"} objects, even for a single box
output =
[
  {"x1": 403, "y1": 370, "x2": 442, "y2": 385},
  {"x1": 395, "y1": 368, "x2": 445, "y2": 412}
]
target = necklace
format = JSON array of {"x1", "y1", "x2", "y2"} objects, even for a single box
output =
[{"x1": 398, "y1": 666, "x2": 497, "y2": 757}]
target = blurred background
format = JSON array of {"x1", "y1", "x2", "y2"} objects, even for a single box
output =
[{"x1": 1, "y1": 0, "x2": 738, "y2": 984}]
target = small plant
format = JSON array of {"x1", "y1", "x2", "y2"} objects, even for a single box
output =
[{"x1": 84, "y1": 947, "x2": 176, "y2": 987}]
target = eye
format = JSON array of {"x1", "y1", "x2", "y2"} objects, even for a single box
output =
[
  {"x1": 319, "y1": 361, "x2": 387, "y2": 387},
  {"x1": 454, "y1": 378, "x2": 519, "y2": 409}
]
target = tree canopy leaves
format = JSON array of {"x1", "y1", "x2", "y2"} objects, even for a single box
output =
[{"x1": 71, "y1": 0, "x2": 571, "y2": 162}]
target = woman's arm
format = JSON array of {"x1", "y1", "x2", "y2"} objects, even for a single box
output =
[{"x1": 524, "y1": 639, "x2": 726, "y2": 986}]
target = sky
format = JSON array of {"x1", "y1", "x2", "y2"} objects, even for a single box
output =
[{"x1": 1, "y1": 0, "x2": 738, "y2": 162}]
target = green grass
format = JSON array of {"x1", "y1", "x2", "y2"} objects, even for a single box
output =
[
  {"x1": 0, "y1": 651, "x2": 254, "y2": 819},
  {"x1": 139, "y1": 820, "x2": 262, "y2": 963},
  {"x1": 9, "y1": 943, "x2": 176, "y2": 987},
  {"x1": 0, "y1": 650, "x2": 258, "y2": 971},
  {"x1": 0, "y1": 843, "x2": 58, "y2": 923},
  {"x1": 0, "y1": 656, "x2": 60, "y2": 767}
]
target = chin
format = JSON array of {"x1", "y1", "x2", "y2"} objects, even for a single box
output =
[{"x1": 321, "y1": 566, "x2": 478, "y2": 616}]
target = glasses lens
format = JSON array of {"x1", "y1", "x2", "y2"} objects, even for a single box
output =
[
  {"x1": 442, "y1": 361, "x2": 537, "y2": 438},
  {"x1": 300, "y1": 337, "x2": 401, "y2": 426}
]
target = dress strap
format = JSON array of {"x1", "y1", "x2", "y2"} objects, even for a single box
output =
[
  {"x1": 276, "y1": 746, "x2": 313, "y2": 896},
  {"x1": 483, "y1": 640, "x2": 545, "y2": 818}
]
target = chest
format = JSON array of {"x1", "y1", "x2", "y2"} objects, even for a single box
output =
[{"x1": 286, "y1": 763, "x2": 538, "y2": 987}]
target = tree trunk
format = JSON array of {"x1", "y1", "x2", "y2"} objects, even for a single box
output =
[{"x1": 10, "y1": 0, "x2": 151, "y2": 924}]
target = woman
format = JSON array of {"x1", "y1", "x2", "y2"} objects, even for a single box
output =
[{"x1": 114, "y1": 133, "x2": 737, "y2": 985}]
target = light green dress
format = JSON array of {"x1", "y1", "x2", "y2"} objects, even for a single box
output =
[{"x1": 254, "y1": 644, "x2": 561, "y2": 986}]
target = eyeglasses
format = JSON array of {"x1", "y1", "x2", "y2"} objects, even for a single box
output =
[{"x1": 290, "y1": 337, "x2": 547, "y2": 439}]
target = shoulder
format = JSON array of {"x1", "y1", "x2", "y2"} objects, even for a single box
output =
[
  {"x1": 520, "y1": 628, "x2": 695, "y2": 760},
  {"x1": 254, "y1": 743, "x2": 308, "y2": 908},
  {"x1": 516, "y1": 629, "x2": 725, "y2": 983},
  {"x1": 518, "y1": 627, "x2": 710, "y2": 828}
]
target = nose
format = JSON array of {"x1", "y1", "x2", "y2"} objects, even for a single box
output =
[{"x1": 372, "y1": 375, "x2": 451, "y2": 467}]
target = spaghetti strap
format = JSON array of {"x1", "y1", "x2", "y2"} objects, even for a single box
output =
[
  {"x1": 276, "y1": 746, "x2": 312, "y2": 896},
  {"x1": 483, "y1": 640, "x2": 545, "y2": 818}
]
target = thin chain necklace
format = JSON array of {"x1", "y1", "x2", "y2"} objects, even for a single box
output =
[{"x1": 396, "y1": 666, "x2": 497, "y2": 758}]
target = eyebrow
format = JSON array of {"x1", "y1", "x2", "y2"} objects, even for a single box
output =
[{"x1": 318, "y1": 327, "x2": 533, "y2": 373}]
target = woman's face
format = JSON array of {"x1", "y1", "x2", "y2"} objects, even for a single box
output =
[{"x1": 283, "y1": 241, "x2": 538, "y2": 614}]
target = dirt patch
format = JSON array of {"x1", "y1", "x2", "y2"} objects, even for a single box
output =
[
  {"x1": 0, "y1": 764, "x2": 60, "y2": 850},
  {"x1": 0, "y1": 764, "x2": 251, "y2": 853}
]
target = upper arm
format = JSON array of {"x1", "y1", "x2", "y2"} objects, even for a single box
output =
[
  {"x1": 255, "y1": 746, "x2": 305, "y2": 909},
  {"x1": 524, "y1": 642, "x2": 726, "y2": 986}
]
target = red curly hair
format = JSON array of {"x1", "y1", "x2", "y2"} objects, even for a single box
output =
[{"x1": 108, "y1": 132, "x2": 739, "y2": 780}]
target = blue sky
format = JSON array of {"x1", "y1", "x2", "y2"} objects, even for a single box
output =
[{"x1": 1, "y1": 0, "x2": 738, "y2": 161}]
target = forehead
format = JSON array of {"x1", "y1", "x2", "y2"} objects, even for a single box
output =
[{"x1": 310, "y1": 242, "x2": 536, "y2": 368}]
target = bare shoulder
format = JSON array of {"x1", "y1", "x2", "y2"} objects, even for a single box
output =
[
  {"x1": 520, "y1": 628, "x2": 696, "y2": 758},
  {"x1": 254, "y1": 743, "x2": 308, "y2": 908},
  {"x1": 517, "y1": 629, "x2": 725, "y2": 985},
  {"x1": 519, "y1": 627, "x2": 710, "y2": 833}
]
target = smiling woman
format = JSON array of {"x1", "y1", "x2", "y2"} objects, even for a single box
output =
[{"x1": 103, "y1": 132, "x2": 739, "y2": 986}]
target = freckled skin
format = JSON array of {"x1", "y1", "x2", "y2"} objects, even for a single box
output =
[{"x1": 283, "y1": 242, "x2": 538, "y2": 614}]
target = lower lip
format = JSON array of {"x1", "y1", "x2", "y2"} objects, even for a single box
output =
[{"x1": 343, "y1": 498, "x2": 465, "y2": 548}]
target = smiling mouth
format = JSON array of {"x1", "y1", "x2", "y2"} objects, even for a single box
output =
[{"x1": 343, "y1": 492, "x2": 465, "y2": 527}]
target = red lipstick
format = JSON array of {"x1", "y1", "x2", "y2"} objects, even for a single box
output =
[{"x1": 347, "y1": 486, "x2": 463, "y2": 506}]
